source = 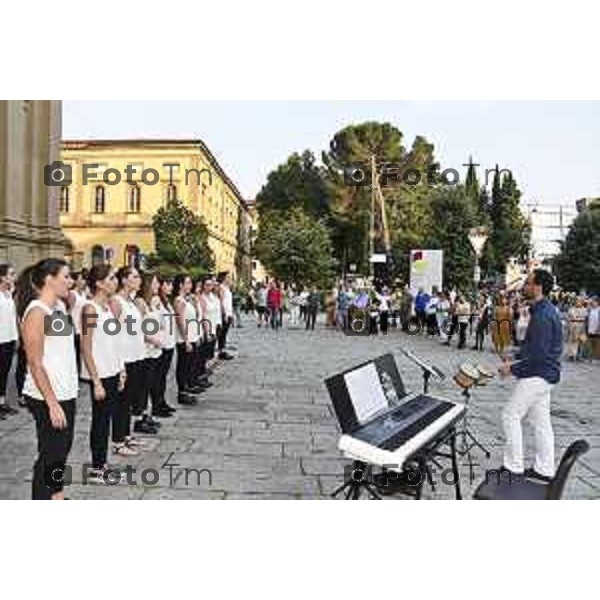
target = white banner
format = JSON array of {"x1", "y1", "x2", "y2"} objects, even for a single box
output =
[{"x1": 409, "y1": 249, "x2": 443, "y2": 295}]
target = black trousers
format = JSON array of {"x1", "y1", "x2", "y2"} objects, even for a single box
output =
[
  {"x1": 380, "y1": 311, "x2": 389, "y2": 335},
  {"x1": 151, "y1": 348, "x2": 174, "y2": 408},
  {"x1": 416, "y1": 309, "x2": 427, "y2": 332},
  {"x1": 26, "y1": 397, "x2": 76, "y2": 500},
  {"x1": 114, "y1": 359, "x2": 147, "y2": 442},
  {"x1": 132, "y1": 357, "x2": 155, "y2": 416},
  {"x1": 74, "y1": 334, "x2": 81, "y2": 379},
  {"x1": 218, "y1": 317, "x2": 232, "y2": 352},
  {"x1": 475, "y1": 323, "x2": 487, "y2": 350},
  {"x1": 15, "y1": 344, "x2": 27, "y2": 397},
  {"x1": 306, "y1": 306, "x2": 317, "y2": 330},
  {"x1": 458, "y1": 323, "x2": 468, "y2": 349},
  {"x1": 89, "y1": 375, "x2": 119, "y2": 469},
  {"x1": 0, "y1": 340, "x2": 16, "y2": 397},
  {"x1": 176, "y1": 342, "x2": 195, "y2": 393}
]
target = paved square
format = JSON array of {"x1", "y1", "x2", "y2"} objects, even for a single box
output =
[{"x1": 1, "y1": 317, "x2": 599, "y2": 499}]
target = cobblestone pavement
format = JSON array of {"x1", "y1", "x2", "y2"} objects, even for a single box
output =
[{"x1": 1, "y1": 315, "x2": 599, "y2": 499}]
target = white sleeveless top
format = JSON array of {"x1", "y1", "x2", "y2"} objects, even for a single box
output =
[
  {"x1": 143, "y1": 299, "x2": 163, "y2": 359},
  {"x1": 174, "y1": 297, "x2": 200, "y2": 344},
  {"x1": 0, "y1": 290, "x2": 18, "y2": 343},
  {"x1": 80, "y1": 300, "x2": 124, "y2": 380},
  {"x1": 203, "y1": 292, "x2": 222, "y2": 334},
  {"x1": 114, "y1": 294, "x2": 146, "y2": 363},
  {"x1": 22, "y1": 300, "x2": 79, "y2": 401},
  {"x1": 70, "y1": 290, "x2": 87, "y2": 335},
  {"x1": 161, "y1": 300, "x2": 176, "y2": 350}
]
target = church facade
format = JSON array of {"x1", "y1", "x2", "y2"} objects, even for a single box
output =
[{"x1": 0, "y1": 100, "x2": 70, "y2": 270}]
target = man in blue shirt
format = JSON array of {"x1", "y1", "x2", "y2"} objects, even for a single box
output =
[
  {"x1": 498, "y1": 269, "x2": 562, "y2": 481},
  {"x1": 414, "y1": 288, "x2": 430, "y2": 333}
]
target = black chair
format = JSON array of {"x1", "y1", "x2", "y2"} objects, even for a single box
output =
[{"x1": 473, "y1": 440, "x2": 590, "y2": 500}]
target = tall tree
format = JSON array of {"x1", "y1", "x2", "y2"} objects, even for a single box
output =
[
  {"x1": 255, "y1": 207, "x2": 337, "y2": 287},
  {"x1": 322, "y1": 123, "x2": 437, "y2": 276},
  {"x1": 425, "y1": 186, "x2": 478, "y2": 292},
  {"x1": 255, "y1": 150, "x2": 329, "y2": 219},
  {"x1": 488, "y1": 168, "x2": 531, "y2": 276},
  {"x1": 464, "y1": 156, "x2": 480, "y2": 214},
  {"x1": 147, "y1": 199, "x2": 214, "y2": 278},
  {"x1": 553, "y1": 204, "x2": 600, "y2": 293}
]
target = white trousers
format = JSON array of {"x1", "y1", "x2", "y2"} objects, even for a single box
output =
[
  {"x1": 502, "y1": 376, "x2": 555, "y2": 477},
  {"x1": 290, "y1": 305, "x2": 300, "y2": 325}
]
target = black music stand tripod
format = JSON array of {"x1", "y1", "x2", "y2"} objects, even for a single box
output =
[
  {"x1": 455, "y1": 386, "x2": 491, "y2": 462},
  {"x1": 399, "y1": 348, "x2": 445, "y2": 394},
  {"x1": 330, "y1": 461, "x2": 382, "y2": 500}
]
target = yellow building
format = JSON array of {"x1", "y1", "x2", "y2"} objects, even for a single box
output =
[
  {"x1": 59, "y1": 139, "x2": 251, "y2": 280},
  {"x1": 246, "y1": 198, "x2": 269, "y2": 284},
  {"x1": 0, "y1": 100, "x2": 70, "y2": 270}
]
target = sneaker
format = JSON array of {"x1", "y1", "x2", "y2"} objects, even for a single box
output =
[
  {"x1": 0, "y1": 405, "x2": 18, "y2": 416},
  {"x1": 178, "y1": 393, "x2": 198, "y2": 406},
  {"x1": 524, "y1": 468, "x2": 553, "y2": 483},
  {"x1": 133, "y1": 419, "x2": 158, "y2": 434},
  {"x1": 218, "y1": 352, "x2": 234, "y2": 360},
  {"x1": 185, "y1": 385, "x2": 206, "y2": 395},
  {"x1": 142, "y1": 415, "x2": 161, "y2": 429},
  {"x1": 152, "y1": 405, "x2": 175, "y2": 418}
]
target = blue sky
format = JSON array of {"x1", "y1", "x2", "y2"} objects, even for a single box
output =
[{"x1": 63, "y1": 101, "x2": 600, "y2": 206}]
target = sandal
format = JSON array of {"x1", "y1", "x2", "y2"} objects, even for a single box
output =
[
  {"x1": 113, "y1": 443, "x2": 139, "y2": 456},
  {"x1": 125, "y1": 436, "x2": 146, "y2": 448}
]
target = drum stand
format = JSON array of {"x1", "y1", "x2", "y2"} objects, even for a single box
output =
[
  {"x1": 455, "y1": 387, "x2": 491, "y2": 464},
  {"x1": 330, "y1": 461, "x2": 382, "y2": 500}
]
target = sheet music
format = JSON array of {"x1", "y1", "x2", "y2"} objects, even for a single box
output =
[{"x1": 344, "y1": 363, "x2": 389, "y2": 423}]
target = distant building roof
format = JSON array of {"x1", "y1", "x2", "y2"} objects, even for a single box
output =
[{"x1": 62, "y1": 138, "x2": 247, "y2": 210}]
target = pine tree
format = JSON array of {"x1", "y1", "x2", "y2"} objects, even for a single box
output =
[{"x1": 488, "y1": 167, "x2": 530, "y2": 276}]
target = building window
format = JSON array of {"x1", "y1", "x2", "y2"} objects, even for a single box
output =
[
  {"x1": 128, "y1": 185, "x2": 141, "y2": 213},
  {"x1": 59, "y1": 186, "x2": 69, "y2": 213},
  {"x1": 167, "y1": 183, "x2": 177, "y2": 202},
  {"x1": 94, "y1": 186, "x2": 106, "y2": 213},
  {"x1": 252, "y1": 261, "x2": 257, "y2": 271},
  {"x1": 125, "y1": 244, "x2": 140, "y2": 268},
  {"x1": 91, "y1": 244, "x2": 105, "y2": 266}
]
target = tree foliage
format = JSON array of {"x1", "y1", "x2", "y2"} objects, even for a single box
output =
[
  {"x1": 147, "y1": 199, "x2": 214, "y2": 278},
  {"x1": 255, "y1": 207, "x2": 337, "y2": 287},
  {"x1": 553, "y1": 204, "x2": 600, "y2": 293}
]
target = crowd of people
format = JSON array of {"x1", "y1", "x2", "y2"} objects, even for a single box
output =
[
  {"x1": 0, "y1": 259, "x2": 237, "y2": 499},
  {"x1": 239, "y1": 277, "x2": 600, "y2": 361}
]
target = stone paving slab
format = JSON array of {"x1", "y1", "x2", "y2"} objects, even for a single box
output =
[{"x1": 1, "y1": 315, "x2": 599, "y2": 499}]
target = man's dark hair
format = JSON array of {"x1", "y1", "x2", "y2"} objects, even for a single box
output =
[{"x1": 532, "y1": 269, "x2": 554, "y2": 296}]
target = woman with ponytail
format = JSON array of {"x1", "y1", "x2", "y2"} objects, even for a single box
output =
[
  {"x1": 80, "y1": 265, "x2": 125, "y2": 483},
  {"x1": 151, "y1": 276, "x2": 177, "y2": 416},
  {"x1": 18, "y1": 258, "x2": 78, "y2": 500},
  {"x1": 109, "y1": 266, "x2": 149, "y2": 455}
]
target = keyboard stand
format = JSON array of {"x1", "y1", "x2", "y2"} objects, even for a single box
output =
[
  {"x1": 332, "y1": 426, "x2": 463, "y2": 500},
  {"x1": 330, "y1": 461, "x2": 382, "y2": 500}
]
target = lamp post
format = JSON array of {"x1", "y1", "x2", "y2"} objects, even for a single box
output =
[{"x1": 468, "y1": 226, "x2": 489, "y2": 303}]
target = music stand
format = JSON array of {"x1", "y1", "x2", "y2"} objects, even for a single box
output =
[
  {"x1": 455, "y1": 386, "x2": 491, "y2": 463},
  {"x1": 399, "y1": 347, "x2": 445, "y2": 393}
]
